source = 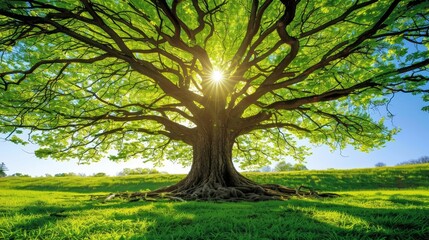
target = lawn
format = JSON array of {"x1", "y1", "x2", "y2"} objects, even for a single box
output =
[{"x1": 1, "y1": 165, "x2": 428, "y2": 239}]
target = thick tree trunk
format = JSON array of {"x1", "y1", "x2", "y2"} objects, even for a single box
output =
[
  {"x1": 148, "y1": 106, "x2": 301, "y2": 201},
  {"x1": 178, "y1": 124, "x2": 253, "y2": 190},
  {"x1": 144, "y1": 110, "x2": 337, "y2": 201},
  {"x1": 153, "y1": 119, "x2": 292, "y2": 201}
]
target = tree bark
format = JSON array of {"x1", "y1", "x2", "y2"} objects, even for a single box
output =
[
  {"x1": 182, "y1": 124, "x2": 250, "y2": 185},
  {"x1": 157, "y1": 118, "x2": 258, "y2": 199}
]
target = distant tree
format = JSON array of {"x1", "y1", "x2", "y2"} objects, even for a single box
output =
[
  {"x1": 45, "y1": 174, "x2": 53, "y2": 177},
  {"x1": 54, "y1": 172, "x2": 77, "y2": 177},
  {"x1": 118, "y1": 168, "x2": 159, "y2": 176},
  {"x1": 421, "y1": 156, "x2": 429, "y2": 163},
  {"x1": 260, "y1": 166, "x2": 272, "y2": 172},
  {"x1": 1, "y1": 0, "x2": 428, "y2": 201},
  {"x1": 118, "y1": 168, "x2": 131, "y2": 176},
  {"x1": 293, "y1": 163, "x2": 308, "y2": 171},
  {"x1": 274, "y1": 161, "x2": 308, "y2": 172},
  {"x1": 274, "y1": 162, "x2": 294, "y2": 172},
  {"x1": 93, "y1": 172, "x2": 107, "y2": 177},
  {"x1": 0, "y1": 162, "x2": 8, "y2": 177},
  {"x1": 10, "y1": 173, "x2": 31, "y2": 177},
  {"x1": 396, "y1": 156, "x2": 429, "y2": 166},
  {"x1": 375, "y1": 162, "x2": 387, "y2": 167}
]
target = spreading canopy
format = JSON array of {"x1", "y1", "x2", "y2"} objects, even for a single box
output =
[{"x1": 1, "y1": 0, "x2": 428, "y2": 170}]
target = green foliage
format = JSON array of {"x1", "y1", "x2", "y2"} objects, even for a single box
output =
[
  {"x1": 118, "y1": 168, "x2": 160, "y2": 176},
  {"x1": 93, "y1": 172, "x2": 107, "y2": 177},
  {"x1": 9, "y1": 173, "x2": 30, "y2": 177},
  {"x1": 375, "y1": 162, "x2": 387, "y2": 167},
  {"x1": 273, "y1": 161, "x2": 308, "y2": 172},
  {"x1": 0, "y1": 0, "x2": 428, "y2": 168},
  {"x1": 54, "y1": 172, "x2": 77, "y2": 177},
  {"x1": 274, "y1": 161, "x2": 294, "y2": 172},
  {"x1": 234, "y1": 129, "x2": 310, "y2": 169},
  {"x1": 0, "y1": 162, "x2": 7, "y2": 177}
]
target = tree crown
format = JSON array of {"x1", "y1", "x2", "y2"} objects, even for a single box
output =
[{"x1": 0, "y1": 0, "x2": 428, "y2": 169}]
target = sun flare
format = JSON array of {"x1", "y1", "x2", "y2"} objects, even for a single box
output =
[{"x1": 211, "y1": 70, "x2": 224, "y2": 83}]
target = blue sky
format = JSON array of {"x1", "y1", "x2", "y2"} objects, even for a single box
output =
[{"x1": 1, "y1": 92, "x2": 428, "y2": 176}]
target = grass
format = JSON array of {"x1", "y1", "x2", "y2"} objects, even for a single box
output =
[{"x1": 1, "y1": 164, "x2": 428, "y2": 239}]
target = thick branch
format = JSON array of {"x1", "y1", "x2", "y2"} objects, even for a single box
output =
[
  {"x1": 231, "y1": 0, "x2": 404, "y2": 118},
  {"x1": 0, "y1": 4, "x2": 204, "y2": 115},
  {"x1": 229, "y1": 0, "x2": 273, "y2": 70},
  {"x1": 0, "y1": 55, "x2": 109, "y2": 90},
  {"x1": 266, "y1": 81, "x2": 378, "y2": 110}
]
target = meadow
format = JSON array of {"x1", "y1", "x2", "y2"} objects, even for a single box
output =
[{"x1": 1, "y1": 164, "x2": 428, "y2": 239}]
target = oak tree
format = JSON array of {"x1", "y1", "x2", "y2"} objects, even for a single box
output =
[{"x1": 1, "y1": 0, "x2": 428, "y2": 200}]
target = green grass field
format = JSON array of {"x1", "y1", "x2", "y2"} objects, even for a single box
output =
[{"x1": 1, "y1": 164, "x2": 428, "y2": 239}]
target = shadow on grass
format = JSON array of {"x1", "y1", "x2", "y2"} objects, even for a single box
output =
[
  {"x1": 388, "y1": 194, "x2": 429, "y2": 206},
  {"x1": 9, "y1": 200, "x2": 137, "y2": 232},
  {"x1": 6, "y1": 193, "x2": 429, "y2": 240},
  {"x1": 115, "y1": 195, "x2": 429, "y2": 239},
  {"x1": 121, "y1": 198, "x2": 429, "y2": 240}
]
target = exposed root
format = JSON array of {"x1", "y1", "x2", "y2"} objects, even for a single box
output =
[{"x1": 92, "y1": 184, "x2": 339, "y2": 203}]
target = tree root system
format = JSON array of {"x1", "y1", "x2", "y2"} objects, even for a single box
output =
[{"x1": 91, "y1": 183, "x2": 340, "y2": 203}]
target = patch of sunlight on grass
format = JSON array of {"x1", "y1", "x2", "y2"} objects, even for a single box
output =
[
  {"x1": 338, "y1": 190, "x2": 429, "y2": 209},
  {"x1": 59, "y1": 216, "x2": 154, "y2": 240},
  {"x1": 311, "y1": 210, "x2": 372, "y2": 231}
]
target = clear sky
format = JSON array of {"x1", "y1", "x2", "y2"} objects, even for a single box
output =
[{"x1": 1, "y1": 92, "x2": 428, "y2": 177}]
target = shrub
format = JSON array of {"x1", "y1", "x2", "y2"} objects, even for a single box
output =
[
  {"x1": 10, "y1": 173, "x2": 31, "y2": 177},
  {"x1": 54, "y1": 172, "x2": 77, "y2": 177},
  {"x1": 274, "y1": 162, "x2": 308, "y2": 172},
  {"x1": 93, "y1": 172, "x2": 107, "y2": 177},
  {"x1": 375, "y1": 162, "x2": 386, "y2": 167},
  {"x1": 118, "y1": 168, "x2": 160, "y2": 176}
]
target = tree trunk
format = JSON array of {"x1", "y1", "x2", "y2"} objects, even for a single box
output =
[
  {"x1": 180, "y1": 123, "x2": 253, "y2": 188},
  {"x1": 162, "y1": 120, "x2": 244, "y2": 197},
  {"x1": 147, "y1": 110, "x2": 335, "y2": 201},
  {"x1": 152, "y1": 117, "x2": 290, "y2": 201}
]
